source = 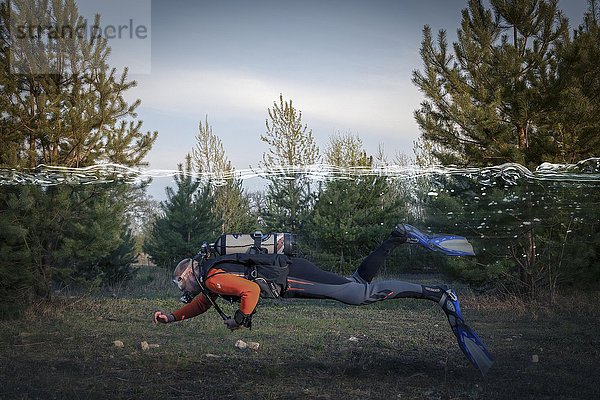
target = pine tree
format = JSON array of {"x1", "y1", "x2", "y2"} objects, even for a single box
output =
[
  {"x1": 97, "y1": 228, "x2": 138, "y2": 285},
  {"x1": 409, "y1": 0, "x2": 600, "y2": 299},
  {"x1": 412, "y1": 0, "x2": 568, "y2": 168},
  {"x1": 193, "y1": 117, "x2": 255, "y2": 233},
  {"x1": 0, "y1": 0, "x2": 156, "y2": 306},
  {"x1": 0, "y1": 0, "x2": 157, "y2": 168},
  {"x1": 144, "y1": 155, "x2": 219, "y2": 267},
  {"x1": 0, "y1": 186, "x2": 39, "y2": 317},
  {"x1": 260, "y1": 94, "x2": 320, "y2": 232},
  {"x1": 51, "y1": 184, "x2": 138, "y2": 286},
  {"x1": 307, "y1": 133, "x2": 406, "y2": 273},
  {"x1": 539, "y1": 0, "x2": 600, "y2": 162}
]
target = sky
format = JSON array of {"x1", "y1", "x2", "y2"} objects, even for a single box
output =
[{"x1": 78, "y1": 0, "x2": 591, "y2": 199}]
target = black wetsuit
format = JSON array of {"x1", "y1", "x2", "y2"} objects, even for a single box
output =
[{"x1": 283, "y1": 238, "x2": 424, "y2": 305}]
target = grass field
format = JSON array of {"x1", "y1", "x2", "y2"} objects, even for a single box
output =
[{"x1": 1, "y1": 267, "x2": 599, "y2": 400}]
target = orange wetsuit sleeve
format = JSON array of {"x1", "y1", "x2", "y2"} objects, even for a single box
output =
[
  {"x1": 205, "y1": 268, "x2": 260, "y2": 315},
  {"x1": 171, "y1": 293, "x2": 214, "y2": 321}
]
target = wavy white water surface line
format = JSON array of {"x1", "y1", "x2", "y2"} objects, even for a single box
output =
[{"x1": 0, "y1": 158, "x2": 599, "y2": 186}]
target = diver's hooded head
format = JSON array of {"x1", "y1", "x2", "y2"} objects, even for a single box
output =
[{"x1": 172, "y1": 258, "x2": 202, "y2": 303}]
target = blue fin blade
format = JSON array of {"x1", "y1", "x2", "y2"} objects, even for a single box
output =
[
  {"x1": 454, "y1": 322, "x2": 495, "y2": 376},
  {"x1": 404, "y1": 224, "x2": 475, "y2": 256},
  {"x1": 430, "y1": 236, "x2": 475, "y2": 256}
]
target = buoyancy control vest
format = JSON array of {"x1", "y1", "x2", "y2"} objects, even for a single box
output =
[{"x1": 200, "y1": 253, "x2": 291, "y2": 299}]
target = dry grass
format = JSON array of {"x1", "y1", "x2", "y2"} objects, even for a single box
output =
[{"x1": 1, "y1": 269, "x2": 599, "y2": 400}]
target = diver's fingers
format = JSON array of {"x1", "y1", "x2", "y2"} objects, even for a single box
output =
[
  {"x1": 157, "y1": 313, "x2": 170, "y2": 324},
  {"x1": 153, "y1": 311, "x2": 163, "y2": 324}
]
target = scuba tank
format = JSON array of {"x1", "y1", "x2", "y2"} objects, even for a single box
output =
[{"x1": 213, "y1": 231, "x2": 297, "y2": 256}]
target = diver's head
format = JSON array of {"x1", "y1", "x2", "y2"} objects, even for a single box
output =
[{"x1": 172, "y1": 258, "x2": 202, "y2": 303}]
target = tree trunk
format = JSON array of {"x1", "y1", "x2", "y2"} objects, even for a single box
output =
[{"x1": 518, "y1": 125, "x2": 528, "y2": 149}]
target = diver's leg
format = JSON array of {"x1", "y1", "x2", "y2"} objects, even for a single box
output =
[
  {"x1": 285, "y1": 274, "x2": 446, "y2": 306},
  {"x1": 287, "y1": 258, "x2": 352, "y2": 284},
  {"x1": 309, "y1": 280, "x2": 425, "y2": 305},
  {"x1": 352, "y1": 224, "x2": 408, "y2": 284},
  {"x1": 284, "y1": 257, "x2": 351, "y2": 298},
  {"x1": 285, "y1": 251, "x2": 444, "y2": 304},
  {"x1": 285, "y1": 255, "x2": 446, "y2": 305}
]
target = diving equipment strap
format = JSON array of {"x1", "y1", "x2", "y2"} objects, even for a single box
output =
[{"x1": 192, "y1": 256, "x2": 231, "y2": 321}]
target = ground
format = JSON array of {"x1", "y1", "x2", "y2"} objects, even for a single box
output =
[{"x1": 1, "y1": 268, "x2": 599, "y2": 400}]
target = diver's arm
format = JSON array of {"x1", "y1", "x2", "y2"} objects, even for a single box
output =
[
  {"x1": 171, "y1": 293, "x2": 214, "y2": 321},
  {"x1": 204, "y1": 272, "x2": 260, "y2": 330},
  {"x1": 204, "y1": 271, "x2": 260, "y2": 316}
]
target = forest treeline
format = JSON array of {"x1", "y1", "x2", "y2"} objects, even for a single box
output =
[{"x1": 1, "y1": 0, "x2": 599, "y2": 317}]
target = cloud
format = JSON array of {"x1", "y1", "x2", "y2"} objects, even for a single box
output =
[{"x1": 127, "y1": 68, "x2": 422, "y2": 139}]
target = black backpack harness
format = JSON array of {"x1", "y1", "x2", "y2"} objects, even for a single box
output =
[{"x1": 191, "y1": 250, "x2": 291, "y2": 324}]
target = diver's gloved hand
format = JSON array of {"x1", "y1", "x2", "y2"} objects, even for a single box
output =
[
  {"x1": 224, "y1": 318, "x2": 242, "y2": 331},
  {"x1": 153, "y1": 311, "x2": 175, "y2": 324},
  {"x1": 224, "y1": 310, "x2": 253, "y2": 330}
]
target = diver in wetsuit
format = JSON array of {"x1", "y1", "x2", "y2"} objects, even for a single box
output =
[
  {"x1": 152, "y1": 224, "x2": 494, "y2": 375},
  {"x1": 153, "y1": 225, "x2": 442, "y2": 324}
]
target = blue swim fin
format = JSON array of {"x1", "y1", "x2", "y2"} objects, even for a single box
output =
[
  {"x1": 455, "y1": 321, "x2": 495, "y2": 376},
  {"x1": 440, "y1": 289, "x2": 494, "y2": 376},
  {"x1": 403, "y1": 224, "x2": 475, "y2": 256}
]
